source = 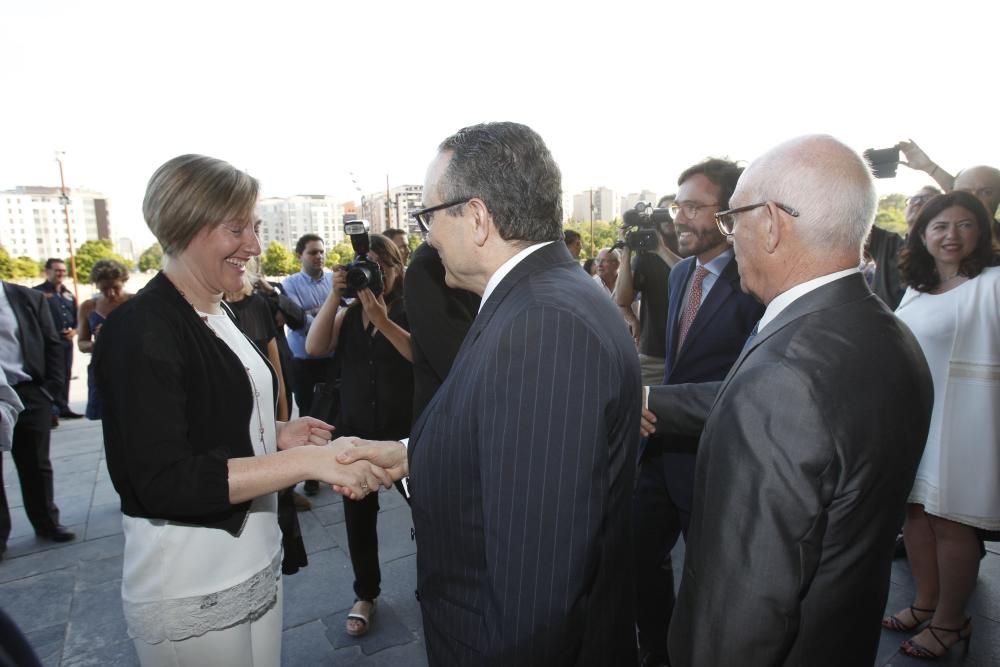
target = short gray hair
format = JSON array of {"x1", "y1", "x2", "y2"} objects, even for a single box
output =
[
  {"x1": 143, "y1": 154, "x2": 259, "y2": 255},
  {"x1": 437, "y1": 122, "x2": 563, "y2": 245},
  {"x1": 745, "y1": 135, "x2": 875, "y2": 257}
]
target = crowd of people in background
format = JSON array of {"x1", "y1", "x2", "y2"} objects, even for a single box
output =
[{"x1": 0, "y1": 129, "x2": 997, "y2": 667}]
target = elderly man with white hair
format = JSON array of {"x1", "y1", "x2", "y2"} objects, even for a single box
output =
[{"x1": 642, "y1": 135, "x2": 934, "y2": 666}]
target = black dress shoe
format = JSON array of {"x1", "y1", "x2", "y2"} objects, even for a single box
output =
[
  {"x1": 60, "y1": 410, "x2": 84, "y2": 419},
  {"x1": 51, "y1": 415, "x2": 60, "y2": 429},
  {"x1": 36, "y1": 526, "x2": 76, "y2": 543},
  {"x1": 303, "y1": 480, "x2": 320, "y2": 496}
]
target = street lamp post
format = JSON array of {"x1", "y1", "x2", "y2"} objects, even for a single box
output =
[{"x1": 55, "y1": 151, "x2": 81, "y2": 302}]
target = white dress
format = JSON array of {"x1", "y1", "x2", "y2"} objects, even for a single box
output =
[
  {"x1": 895, "y1": 267, "x2": 1000, "y2": 530},
  {"x1": 122, "y1": 310, "x2": 283, "y2": 643}
]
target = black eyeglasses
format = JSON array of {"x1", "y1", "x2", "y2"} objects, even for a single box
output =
[
  {"x1": 714, "y1": 201, "x2": 800, "y2": 236},
  {"x1": 411, "y1": 197, "x2": 473, "y2": 234}
]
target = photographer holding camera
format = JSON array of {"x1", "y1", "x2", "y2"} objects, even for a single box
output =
[
  {"x1": 305, "y1": 228, "x2": 412, "y2": 638},
  {"x1": 613, "y1": 197, "x2": 681, "y2": 384}
]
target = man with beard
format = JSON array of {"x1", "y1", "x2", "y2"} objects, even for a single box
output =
[{"x1": 633, "y1": 158, "x2": 763, "y2": 667}]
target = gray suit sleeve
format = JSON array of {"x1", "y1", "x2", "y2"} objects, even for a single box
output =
[{"x1": 647, "y1": 381, "x2": 721, "y2": 436}]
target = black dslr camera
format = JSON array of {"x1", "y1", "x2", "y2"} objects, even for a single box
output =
[
  {"x1": 614, "y1": 201, "x2": 672, "y2": 252},
  {"x1": 342, "y1": 220, "x2": 384, "y2": 298}
]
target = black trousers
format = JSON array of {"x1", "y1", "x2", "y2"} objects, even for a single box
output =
[
  {"x1": 0, "y1": 385, "x2": 61, "y2": 545},
  {"x1": 633, "y1": 442, "x2": 696, "y2": 662},
  {"x1": 48, "y1": 341, "x2": 73, "y2": 415},
  {"x1": 291, "y1": 357, "x2": 334, "y2": 417},
  {"x1": 344, "y1": 490, "x2": 381, "y2": 600}
]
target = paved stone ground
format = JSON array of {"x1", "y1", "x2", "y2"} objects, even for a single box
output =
[{"x1": 0, "y1": 369, "x2": 997, "y2": 664}]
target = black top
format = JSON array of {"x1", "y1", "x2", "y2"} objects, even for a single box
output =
[
  {"x1": 866, "y1": 226, "x2": 905, "y2": 310},
  {"x1": 631, "y1": 252, "x2": 670, "y2": 358},
  {"x1": 94, "y1": 272, "x2": 277, "y2": 536},
  {"x1": 226, "y1": 293, "x2": 277, "y2": 355},
  {"x1": 34, "y1": 280, "x2": 78, "y2": 332},
  {"x1": 336, "y1": 300, "x2": 413, "y2": 440},
  {"x1": 403, "y1": 243, "x2": 480, "y2": 421}
]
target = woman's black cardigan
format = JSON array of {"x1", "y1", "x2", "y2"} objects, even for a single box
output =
[{"x1": 94, "y1": 272, "x2": 277, "y2": 536}]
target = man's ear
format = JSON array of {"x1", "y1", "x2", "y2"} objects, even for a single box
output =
[
  {"x1": 469, "y1": 198, "x2": 492, "y2": 248},
  {"x1": 764, "y1": 203, "x2": 782, "y2": 254}
]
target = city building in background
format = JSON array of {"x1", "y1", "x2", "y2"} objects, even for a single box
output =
[
  {"x1": 0, "y1": 186, "x2": 112, "y2": 261},
  {"x1": 256, "y1": 195, "x2": 345, "y2": 249},
  {"x1": 572, "y1": 187, "x2": 619, "y2": 223},
  {"x1": 363, "y1": 184, "x2": 423, "y2": 235},
  {"x1": 621, "y1": 190, "x2": 659, "y2": 213}
]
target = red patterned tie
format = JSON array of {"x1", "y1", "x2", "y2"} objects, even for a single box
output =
[{"x1": 677, "y1": 266, "x2": 709, "y2": 355}]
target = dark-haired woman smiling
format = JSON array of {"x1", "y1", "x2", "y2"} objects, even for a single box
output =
[{"x1": 883, "y1": 191, "x2": 1000, "y2": 660}]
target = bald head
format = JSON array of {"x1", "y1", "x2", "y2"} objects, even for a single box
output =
[
  {"x1": 730, "y1": 135, "x2": 876, "y2": 304},
  {"x1": 954, "y1": 165, "x2": 1000, "y2": 217},
  {"x1": 741, "y1": 134, "x2": 876, "y2": 254}
]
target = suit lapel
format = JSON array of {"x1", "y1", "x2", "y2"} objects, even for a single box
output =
[
  {"x1": 709, "y1": 273, "x2": 871, "y2": 410},
  {"x1": 675, "y1": 256, "x2": 739, "y2": 362},
  {"x1": 409, "y1": 240, "x2": 575, "y2": 461}
]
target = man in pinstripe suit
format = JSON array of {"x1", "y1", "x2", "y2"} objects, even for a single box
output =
[{"x1": 336, "y1": 122, "x2": 642, "y2": 665}]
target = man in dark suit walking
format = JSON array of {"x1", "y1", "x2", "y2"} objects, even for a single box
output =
[
  {"x1": 633, "y1": 159, "x2": 763, "y2": 667},
  {"x1": 337, "y1": 122, "x2": 642, "y2": 665},
  {"x1": 34, "y1": 258, "x2": 83, "y2": 420},
  {"x1": 643, "y1": 135, "x2": 933, "y2": 666},
  {"x1": 0, "y1": 281, "x2": 76, "y2": 558}
]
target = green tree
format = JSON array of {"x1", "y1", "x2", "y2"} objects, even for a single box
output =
[
  {"x1": 0, "y1": 247, "x2": 14, "y2": 280},
  {"x1": 261, "y1": 241, "x2": 298, "y2": 277},
  {"x1": 875, "y1": 194, "x2": 908, "y2": 236},
  {"x1": 138, "y1": 242, "x2": 163, "y2": 272},
  {"x1": 71, "y1": 239, "x2": 133, "y2": 282},
  {"x1": 12, "y1": 256, "x2": 42, "y2": 279},
  {"x1": 564, "y1": 220, "x2": 621, "y2": 260},
  {"x1": 326, "y1": 242, "x2": 356, "y2": 267}
]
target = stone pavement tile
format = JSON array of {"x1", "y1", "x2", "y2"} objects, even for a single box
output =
[
  {"x1": 349, "y1": 635, "x2": 429, "y2": 666},
  {"x1": 63, "y1": 577, "x2": 131, "y2": 661},
  {"x1": 325, "y1": 598, "x2": 416, "y2": 656},
  {"x1": 90, "y1": 481, "x2": 121, "y2": 507},
  {"x1": 376, "y1": 555, "x2": 421, "y2": 633},
  {"x1": 298, "y1": 509, "x2": 337, "y2": 555},
  {"x1": 61, "y1": 637, "x2": 139, "y2": 667},
  {"x1": 282, "y1": 547, "x2": 358, "y2": 630},
  {"x1": 312, "y1": 498, "x2": 345, "y2": 527},
  {"x1": 0, "y1": 568, "x2": 75, "y2": 633},
  {"x1": 2, "y1": 522, "x2": 87, "y2": 560},
  {"x1": 971, "y1": 552, "x2": 1000, "y2": 622},
  {"x1": 281, "y1": 619, "x2": 338, "y2": 665},
  {"x1": 325, "y1": 504, "x2": 416, "y2": 564},
  {"x1": 378, "y1": 487, "x2": 409, "y2": 512},
  {"x1": 23, "y1": 623, "x2": 65, "y2": 667},
  {"x1": 49, "y1": 451, "x2": 102, "y2": 477},
  {"x1": 75, "y1": 553, "x2": 123, "y2": 589},
  {"x1": 301, "y1": 484, "x2": 342, "y2": 509},
  {"x1": 0, "y1": 534, "x2": 124, "y2": 584},
  {"x1": 84, "y1": 501, "x2": 124, "y2": 541}
]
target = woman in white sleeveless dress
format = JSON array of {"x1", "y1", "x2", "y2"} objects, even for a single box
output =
[{"x1": 883, "y1": 191, "x2": 1000, "y2": 660}]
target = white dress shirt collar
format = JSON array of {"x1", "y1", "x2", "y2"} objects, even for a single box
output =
[
  {"x1": 479, "y1": 241, "x2": 554, "y2": 313},
  {"x1": 757, "y1": 267, "x2": 859, "y2": 333}
]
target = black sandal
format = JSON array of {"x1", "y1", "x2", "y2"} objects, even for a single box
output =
[
  {"x1": 899, "y1": 617, "x2": 971, "y2": 660},
  {"x1": 881, "y1": 605, "x2": 935, "y2": 632}
]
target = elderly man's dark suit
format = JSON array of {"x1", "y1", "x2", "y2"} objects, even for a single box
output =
[
  {"x1": 647, "y1": 273, "x2": 932, "y2": 666},
  {"x1": 0, "y1": 283, "x2": 66, "y2": 548},
  {"x1": 634, "y1": 254, "x2": 762, "y2": 661},
  {"x1": 408, "y1": 241, "x2": 641, "y2": 665}
]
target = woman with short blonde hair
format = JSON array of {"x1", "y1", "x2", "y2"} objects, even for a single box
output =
[{"x1": 95, "y1": 154, "x2": 390, "y2": 666}]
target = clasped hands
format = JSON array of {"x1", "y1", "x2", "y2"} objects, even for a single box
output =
[{"x1": 277, "y1": 416, "x2": 408, "y2": 501}]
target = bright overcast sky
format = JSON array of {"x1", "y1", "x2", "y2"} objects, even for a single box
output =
[{"x1": 2, "y1": 0, "x2": 998, "y2": 248}]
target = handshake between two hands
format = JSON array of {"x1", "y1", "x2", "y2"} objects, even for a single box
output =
[
  {"x1": 327, "y1": 436, "x2": 409, "y2": 501},
  {"x1": 276, "y1": 417, "x2": 409, "y2": 501}
]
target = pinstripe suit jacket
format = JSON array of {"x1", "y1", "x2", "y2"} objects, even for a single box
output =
[{"x1": 408, "y1": 240, "x2": 641, "y2": 666}]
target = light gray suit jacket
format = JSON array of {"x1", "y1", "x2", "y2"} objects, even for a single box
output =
[{"x1": 649, "y1": 273, "x2": 932, "y2": 667}]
